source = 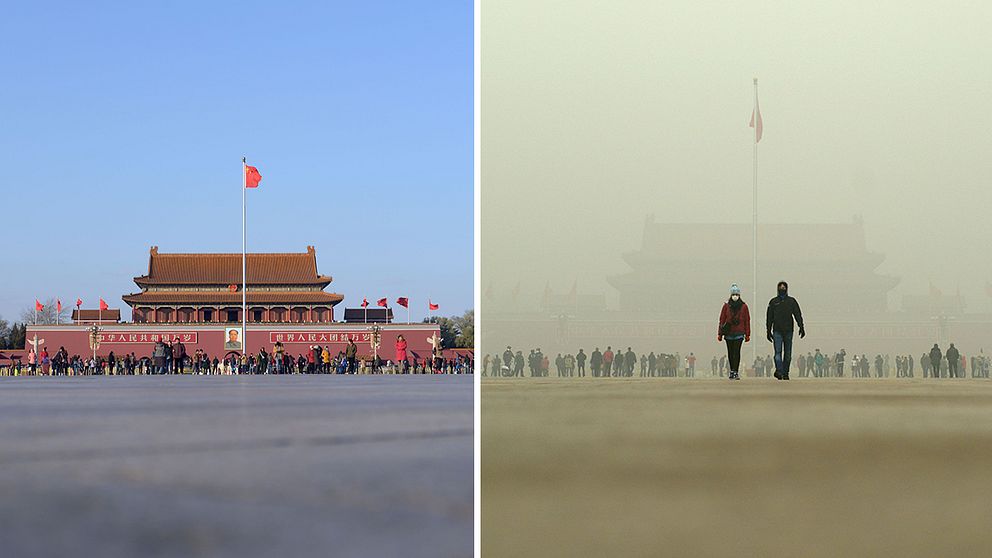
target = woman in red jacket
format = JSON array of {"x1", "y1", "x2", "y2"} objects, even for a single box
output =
[
  {"x1": 395, "y1": 335, "x2": 408, "y2": 366},
  {"x1": 717, "y1": 284, "x2": 750, "y2": 380}
]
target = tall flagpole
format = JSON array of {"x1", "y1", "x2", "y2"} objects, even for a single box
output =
[
  {"x1": 242, "y1": 157, "x2": 248, "y2": 357},
  {"x1": 752, "y1": 77, "x2": 759, "y2": 367}
]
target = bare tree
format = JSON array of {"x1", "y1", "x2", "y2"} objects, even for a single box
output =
[{"x1": 19, "y1": 297, "x2": 70, "y2": 325}]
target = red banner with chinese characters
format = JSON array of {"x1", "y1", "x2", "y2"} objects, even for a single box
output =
[
  {"x1": 97, "y1": 332, "x2": 198, "y2": 344},
  {"x1": 269, "y1": 331, "x2": 371, "y2": 344}
]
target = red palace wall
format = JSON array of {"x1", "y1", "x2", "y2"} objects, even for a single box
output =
[{"x1": 26, "y1": 323, "x2": 442, "y2": 362}]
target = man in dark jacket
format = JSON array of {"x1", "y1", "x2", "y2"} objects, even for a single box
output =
[
  {"x1": 946, "y1": 343, "x2": 960, "y2": 378},
  {"x1": 173, "y1": 340, "x2": 186, "y2": 374},
  {"x1": 929, "y1": 344, "x2": 943, "y2": 379},
  {"x1": 163, "y1": 341, "x2": 173, "y2": 374},
  {"x1": 766, "y1": 281, "x2": 805, "y2": 380},
  {"x1": 345, "y1": 339, "x2": 358, "y2": 374}
]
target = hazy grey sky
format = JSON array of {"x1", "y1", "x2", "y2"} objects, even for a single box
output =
[{"x1": 482, "y1": 0, "x2": 992, "y2": 313}]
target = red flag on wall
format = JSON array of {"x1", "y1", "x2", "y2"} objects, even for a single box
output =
[
  {"x1": 361, "y1": 298, "x2": 369, "y2": 308},
  {"x1": 245, "y1": 165, "x2": 262, "y2": 188},
  {"x1": 429, "y1": 300, "x2": 439, "y2": 311},
  {"x1": 396, "y1": 297, "x2": 409, "y2": 308},
  {"x1": 35, "y1": 300, "x2": 44, "y2": 312},
  {"x1": 99, "y1": 298, "x2": 109, "y2": 311},
  {"x1": 377, "y1": 298, "x2": 388, "y2": 307}
]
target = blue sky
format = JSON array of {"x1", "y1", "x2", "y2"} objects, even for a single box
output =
[{"x1": 0, "y1": 1, "x2": 473, "y2": 322}]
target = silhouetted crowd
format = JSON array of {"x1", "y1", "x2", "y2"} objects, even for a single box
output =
[{"x1": 484, "y1": 343, "x2": 991, "y2": 379}]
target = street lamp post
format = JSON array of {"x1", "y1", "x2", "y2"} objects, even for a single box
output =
[{"x1": 367, "y1": 323, "x2": 382, "y2": 374}]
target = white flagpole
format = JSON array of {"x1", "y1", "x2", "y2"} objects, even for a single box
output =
[
  {"x1": 242, "y1": 157, "x2": 248, "y2": 357},
  {"x1": 752, "y1": 77, "x2": 759, "y2": 368},
  {"x1": 56, "y1": 300, "x2": 59, "y2": 325}
]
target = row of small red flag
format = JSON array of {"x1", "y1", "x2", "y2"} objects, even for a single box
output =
[
  {"x1": 37, "y1": 298, "x2": 109, "y2": 312},
  {"x1": 359, "y1": 297, "x2": 439, "y2": 311}
]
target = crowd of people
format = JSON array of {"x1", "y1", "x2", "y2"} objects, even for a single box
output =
[
  {"x1": 3, "y1": 335, "x2": 473, "y2": 376},
  {"x1": 482, "y1": 346, "x2": 699, "y2": 378},
  {"x1": 483, "y1": 343, "x2": 990, "y2": 379},
  {"x1": 482, "y1": 281, "x2": 989, "y2": 382}
]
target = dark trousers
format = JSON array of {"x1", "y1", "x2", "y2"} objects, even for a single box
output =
[
  {"x1": 773, "y1": 330, "x2": 794, "y2": 375},
  {"x1": 725, "y1": 338, "x2": 743, "y2": 373},
  {"x1": 948, "y1": 361, "x2": 958, "y2": 378},
  {"x1": 577, "y1": 363, "x2": 585, "y2": 377}
]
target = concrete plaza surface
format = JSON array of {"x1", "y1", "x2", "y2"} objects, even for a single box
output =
[
  {"x1": 0, "y1": 375, "x2": 473, "y2": 558},
  {"x1": 483, "y1": 378, "x2": 992, "y2": 557}
]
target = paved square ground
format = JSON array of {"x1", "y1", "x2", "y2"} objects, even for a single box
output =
[
  {"x1": 0, "y1": 375, "x2": 473, "y2": 558},
  {"x1": 483, "y1": 378, "x2": 992, "y2": 557}
]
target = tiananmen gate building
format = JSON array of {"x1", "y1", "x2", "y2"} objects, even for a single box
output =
[
  {"x1": 23, "y1": 246, "x2": 441, "y2": 361},
  {"x1": 124, "y1": 246, "x2": 344, "y2": 324}
]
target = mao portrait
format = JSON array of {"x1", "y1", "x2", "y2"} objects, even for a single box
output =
[{"x1": 224, "y1": 327, "x2": 243, "y2": 351}]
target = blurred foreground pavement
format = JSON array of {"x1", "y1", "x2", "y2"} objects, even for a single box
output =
[
  {"x1": 483, "y1": 378, "x2": 992, "y2": 557},
  {"x1": 0, "y1": 375, "x2": 473, "y2": 558}
]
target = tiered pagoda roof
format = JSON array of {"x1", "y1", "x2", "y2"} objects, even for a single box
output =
[{"x1": 122, "y1": 246, "x2": 344, "y2": 311}]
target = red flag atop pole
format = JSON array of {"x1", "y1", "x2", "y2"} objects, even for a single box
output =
[
  {"x1": 396, "y1": 297, "x2": 409, "y2": 323},
  {"x1": 99, "y1": 298, "x2": 109, "y2": 311},
  {"x1": 245, "y1": 165, "x2": 262, "y2": 188},
  {"x1": 749, "y1": 94, "x2": 763, "y2": 143},
  {"x1": 35, "y1": 300, "x2": 44, "y2": 312},
  {"x1": 76, "y1": 298, "x2": 82, "y2": 308},
  {"x1": 57, "y1": 299, "x2": 62, "y2": 313},
  {"x1": 376, "y1": 297, "x2": 389, "y2": 323},
  {"x1": 429, "y1": 300, "x2": 439, "y2": 311},
  {"x1": 361, "y1": 298, "x2": 369, "y2": 308}
]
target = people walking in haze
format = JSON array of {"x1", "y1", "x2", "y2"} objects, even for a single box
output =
[
  {"x1": 766, "y1": 281, "x2": 805, "y2": 380},
  {"x1": 717, "y1": 284, "x2": 750, "y2": 380}
]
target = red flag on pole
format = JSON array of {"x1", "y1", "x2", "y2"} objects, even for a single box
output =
[
  {"x1": 429, "y1": 300, "x2": 439, "y2": 311},
  {"x1": 99, "y1": 298, "x2": 109, "y2": 311},
  {"x1": 396, "y1": 297, "x2": 409, "y2": 308},
  {"x1": 57, "y1": 299, "x2": 62, "y2": 313},
  {"x1": 377, "y1": 298, "x2": 388, "y2": 307},
  {"x1": 76, "y1": 298, "x2": 82, "y2": 307},
  {"x1": 35, "y1": 299, "x2": 44, "y2": 312},
  {"x1": 361, "y1": 298, "x2": 369, "y2": 308},
  {"x1": 749, "y1": 95, "x2": 763, "y2": 143},
  {"x1": 245, "y1": 165, "x2": 262, "y2": 188}
]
